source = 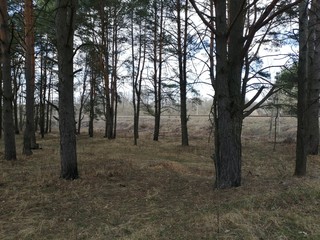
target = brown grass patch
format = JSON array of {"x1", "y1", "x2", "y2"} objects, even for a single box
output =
[{"x1": 1, "y1": 117, "x2": 320, "y2": 239}]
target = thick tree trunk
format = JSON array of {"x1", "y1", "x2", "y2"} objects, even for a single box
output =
[
  {"x1": 56, "y1": 0, "x2": 78, "y2": 180},
  {"x1": 295, "y1": 0, "x2": 309, "y2": 176},
  {"x1": 307, "y1": 0, "x2": 320, "y2": 155},
  {"x1": 214, "y1": 0, "x2": 245, "y2": 188},
  {"x1": 0, "y1": 1, "x2": 17, "y2": 160},
  {"x1": 23, "y1": 0, "x2": 38, "y2": 155}
]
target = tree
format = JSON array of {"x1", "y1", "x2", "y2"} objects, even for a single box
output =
[
  {"x1": 76, "y1": 55, "x2": 89, "y2": 135},
  {"x1": 295, "y1": 0, "x2": 308, "y2": 176},
  {"x1": 151, "y1": 0, "x2": 165, "y2": 142},
  {"x1": 176, "y1": 0, "x2": 189, "y2": 146},
  {"x1": 129, "y1": 0, "x2": 148, "y2": 146},
  {"x1": 306, "y1": 0, "x2": 320, "y2": 155},
  {"x1": 55, "y1": 0, "x2": 79, "y2": 179},
  {"x1": 0, "y1": 65, "x2": 2, "y2": 139},
  {"x1": 23, "y1": 0, "x2": 38, "y2": 155},
  {"x1": 190, "y1": 0, "x2": 301, "y2": 188},
  {"x1": 0, "y1": 0, "x2": 17, "y2": 160},
  {"x1": 295, "y1": 0, "x2": 320, "y2": 175}
]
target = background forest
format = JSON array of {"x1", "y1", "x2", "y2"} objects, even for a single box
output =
[{"x1": 1, "y1": 0, "x2": 320, "y2": 239}]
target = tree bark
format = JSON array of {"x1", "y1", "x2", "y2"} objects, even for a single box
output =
[
  {"x1": 23, "y1": 0, "x2": 38, "y2": 155},
  {"x1": 152, "y1": 0, "x2": 163, "y2": 142},
  {"x1": 0, "y1": 66, "x2": 2, "y2": 139},
  {"x1": 177, "y1": 0, "x2": 189, "y2": 146},
  {"x1": 55, "y1": 0, "x2": 79, "y2": 179},
  {"x1": 307, "y1": 0, "x2": 320, "y2": 155},
  {"x1": 0, "y1": 0, "x2": 17, "y2": 160},
  {"x1": 213, "y1": 0, "x2": 246, "y2": 188},
  {"x1": 295, "y1": 0, "x2": 309, "y2": 176}
]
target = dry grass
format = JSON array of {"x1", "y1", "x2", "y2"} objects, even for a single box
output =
[{"x1": 1, "y1": 116, "x2": 320, "y2": 239}]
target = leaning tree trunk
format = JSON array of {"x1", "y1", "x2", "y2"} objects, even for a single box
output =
[
  {"x1": 0, "y1": 1, "x2": 17, "y2": 160},
  {"x1": 55, "y1": 0, "x2": 78, "y2": 179}
]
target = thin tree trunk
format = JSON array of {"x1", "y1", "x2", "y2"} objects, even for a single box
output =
[
  {"x1": 0, "y1": 66, "x2": 2, "y2": 139},
  {"x1": 88, "y1": 71, "x2": 95, "y2": 138},
  {"x1": 177, "y1": 0, "x2": 189, "y2": 146},
  {"x1": 153, "y1": 1, "x2": 161, "y2": 141},
  {"x1": 77, "y1": 58, "x2": 88, "y2": 135},
  {"x1": 111, "y1": 10, "x2": 118, "y2": 139},
  {"x1": 0, "y1": 1, "x2": 17, "y2": 160},
  {"x1": 39, "y1": 49, "x2": 47, "y2": 138},
  {"x1": 45, "y1": 66, "x2": 53, "y2": 133},
  {"x1": 13, "y1": 72, "x2": 19, "y2": 135},
  {"x1": 56, "y1": 0, "x2": 79, "y2": 179},
  {"x1": 132, "y1": 15, "x2": 147, "y2": 145}
]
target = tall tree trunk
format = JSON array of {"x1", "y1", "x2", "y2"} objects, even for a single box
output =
[
  {"x1": 111, "y1": 11, "x2": 118, "y2": 139},
  {"x1": 177, "y1": 0, "x2": 189, "y2": 146},
  {"x1": 23, "y1": 0, "x2": 38, "y2": 155},
  {"x1": 55, "y1": 0, "x2": 79, "y2": 179},
  {"x1": 88, "y1": 71, "x2": 95, "y2": 138},
  {"x1": 12, "y1": 71, "x2": 19, "y2": 135},
  {"x1": 132, "y1": 15, "x2": 147, "y2": 145},
  {"x1": 45, "y1": 66, "x2": 53, "y2": 133},
  {"x1": 97, "y1": 1, "x2": 113, "y2": 140},
  {"x1": 214, "y1": 0, "x2": 245, "y2": 188},
  {"x1": 39, "y1": 48, "x2": 48, "y2": 138},
  {"x1": 0, "y1": 65, "x2": 2, "y2": 139},
  {"x1": 153, "y1": 1, "x2": 161, "y2": 141},
  {"x1": 0, "y1": 1, "x2": 17, "y2": 160},
  {"x1": 307, "y1": 0, "x2": 320, "y2": 155},
  {"x1": 77, "y1": 57, "x2": 88, "y2": 135},
  {"x1": 295, "y1": 0, "x2": 309, "y2": 176}
]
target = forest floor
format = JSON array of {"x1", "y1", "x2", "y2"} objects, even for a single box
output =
[{"x1": 1, "y1": 116, "x2": 320, "y2": 239}]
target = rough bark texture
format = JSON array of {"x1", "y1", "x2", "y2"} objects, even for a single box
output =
[
  {"x1": 307, "y1": 0, "x2": 320, "y2": 155},
  {"x1": 0, "y1": 1, "x2": 17, "y2": 160},
  {"x1": 23, "y1": 0, "x2": 38, "y2": 155},
  {"x1": 295, "y1": 0, "x2": 309, "y2": 176},
  {"x1": 56, "y1": 0, "x2": 78, "y2": 179},
  {"x1": 214, "y1": 0, "x2": 245, "y2": 188}
]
